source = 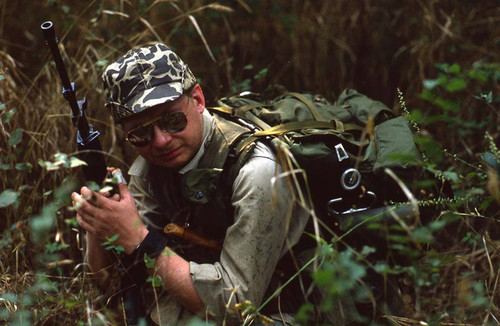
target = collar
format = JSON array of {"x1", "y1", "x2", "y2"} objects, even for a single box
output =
[{"x1": 178, "y1": 109, "x2": 215, "y2": 174}]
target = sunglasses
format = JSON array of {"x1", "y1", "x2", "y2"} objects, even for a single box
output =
[{"x1": 126, "y1": 111, "x2": 188, "y2": 147}]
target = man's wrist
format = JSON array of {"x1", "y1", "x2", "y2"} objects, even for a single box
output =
[{"x1": 129, "y1": 229, "x2": 170, "y2": 259}]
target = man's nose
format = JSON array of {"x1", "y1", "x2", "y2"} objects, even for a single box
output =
[{"x1": 150, "y1": 124, "x2": 173, "y2": 147}]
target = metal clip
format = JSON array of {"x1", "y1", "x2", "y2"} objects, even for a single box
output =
[
  {"x1": 340, "y1": 168, "x2": 361, "y2": 190},
  {"x1": 335, "y1": 143, "x2": 349, "y2": 162}
]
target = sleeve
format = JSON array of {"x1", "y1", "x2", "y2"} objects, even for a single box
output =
[{"x1": 189, "y1": 142, "x2": 309, "y2": 323}]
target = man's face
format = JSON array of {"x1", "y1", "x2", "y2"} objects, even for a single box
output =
[{"x1": 122, "y1": 85, "x2": 205, "y2": 170}]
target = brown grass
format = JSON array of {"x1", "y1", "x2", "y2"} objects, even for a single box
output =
[{"x1": 0, "y1": 0, "x2": 499, "y2": 324}]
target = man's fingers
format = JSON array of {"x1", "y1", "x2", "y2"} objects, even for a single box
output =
[
  {"x1": 76, "y1": 214, "x2": 96, "y2": 234},
  {"x1": 111, "y1": 169, "x2": 127, "y2": 185}
]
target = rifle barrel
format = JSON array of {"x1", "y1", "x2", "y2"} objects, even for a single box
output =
[
  {"x1": 41, "y1": 21, "x2": 107, "y2": 185},
  {"x1": 41, "y1": 21, "x2": 72, "y2": 90}
]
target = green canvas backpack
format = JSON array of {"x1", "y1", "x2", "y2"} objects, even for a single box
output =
[{"x1": 208, "y1": 88, "x2": 441, "y2": 234}]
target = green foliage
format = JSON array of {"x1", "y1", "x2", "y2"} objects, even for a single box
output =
[
  {"x1": 0, "y1": 0, "x2": 499, "y2": 324},
  {"x1": 0, "y1": 189, "x2": 20, "y2": 208},
  {"x1": 101, "y1": 233, "x2": 124, "y2": 254}
]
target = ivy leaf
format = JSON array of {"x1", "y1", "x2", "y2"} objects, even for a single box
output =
[{"x1": 0, "y1": 189, "x2": 19, "y2": 207}]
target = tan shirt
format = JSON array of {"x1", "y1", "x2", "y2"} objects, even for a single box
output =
[{"x1": 128, "y1": 111, "x2": 310, "y2": 324}]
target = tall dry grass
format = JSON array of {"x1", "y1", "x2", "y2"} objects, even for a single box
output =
[{"x1": 0, "y1": 0, "x2": 498, "y2": 324}]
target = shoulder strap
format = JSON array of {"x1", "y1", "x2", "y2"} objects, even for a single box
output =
[
  {"x1": 197, "y1": 113, "x2": 252, "y2": 169},
  {"x1": 285, "y1": 92, "x2": 327, "y2": 122}
]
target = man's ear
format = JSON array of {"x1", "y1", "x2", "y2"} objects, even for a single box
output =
[{"x1": 191, "y1": 84, "x2": 205, "y2": 113}]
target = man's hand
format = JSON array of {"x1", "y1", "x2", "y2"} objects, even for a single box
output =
[{"x1": 71, "y1": 181, "x2": 148, "y2": 255}]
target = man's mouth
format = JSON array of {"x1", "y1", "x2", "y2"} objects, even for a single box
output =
[{"x1": 155, "y1": 147, "x2": 181, "y2": 160}]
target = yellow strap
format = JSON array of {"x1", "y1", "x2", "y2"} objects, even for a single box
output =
[
  {"x1": 286, "y1": 92, "x2": 327, "y2": 122},
  {"x1": 208, "y1": 106, "x2": 233, "y2": 115},
  {"x1": 343, "y1": 123, "x2": 365, "y2": 131},
  {"x1": 208, "y1": 106, "x2": 271, "y2": 130},
  {"x1": 253, "y1": 120, "x2": 344, "y2": 137}
]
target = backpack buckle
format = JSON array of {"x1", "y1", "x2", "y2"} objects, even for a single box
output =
[{"x1": 327, "y1": 191, "x2": 377, "y2": 216}]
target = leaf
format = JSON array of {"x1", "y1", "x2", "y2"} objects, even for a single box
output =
[
  {"x1": 481, "y1": 152, "x2": 499, "y2": 172},
  {"x1": 0, "y1": 163, "x2": 10, "y2": 170},
  {"x1": 30, "y1": 203, "x2": 59, "y2": 243},
  {"x1": 69, "y1": 157, "x2": 87, "y2": 168},
  {"x1": 434, "y1": 97, "x2": 460, "y2": 113},
  {"x1": 104, "y1": 234, "x2": 120, "y2": 243},
  {"x1": 414, "y1": 136, "x2": 444, "y2": 163},
  {"x1": 147, "y1": 275, "x2": 163, "y2": 287},
  {"x1": 442, "y1": 170, "x2": 459, "y2": 182},
  {"x1": 96, "y1": 59, "x2": 109, "y2": 67},
  {"x1": 409, "y1": 109, "x2": 424, "y2": 123},
  {"x1": 374, "y1": 261, "x2": 391, "y2": 273},
  {"x1": 8, "y1": 128, "x2": 23, "y2": 147},
  {"x1": 0, "y1": 189, "x2": 19, "y2": 207},
  {"x1": 65, "y1": 301, "x2": 79, "y2": 308},
  {"x1": 54, "y1": 153, "x2": 69, "y2": 167},
  {"x1": 0, "y1": 292, "x2": 17, "y2": 303},
  {"x1": 447, "y1": 63, "x2": 461, "y2": 74},
  {"x1": 423, "y1": 78, "x2": 442, "y2": 90},
  {"x1": 444, "y1": 78, "x2": 467, "y2": 92},
  {"x1": 360, "y1": 245, "x2": 376, "y2": 256},
  {"x1": 2, "y1": 108, "x2": 15, "y2": 123},
  {"x1": 15, "y1": 162, "x2": 33, "y2": 172},
  {"x1": 255, "y1": 68, "x2": 268, "y2": 79},
  {"x1": 468, "y1": 69, "x2": 488, "y2": 82}
]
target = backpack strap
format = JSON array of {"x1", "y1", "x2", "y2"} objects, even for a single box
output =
[
  {"x1": 253, "y1": 120, "x2": 345, "y2": 136},
  {"x1": 209, "y1": 106, "x2": 272, "y2": 130},
  {"x1": 286, "y1": 92, "x2": 327, "y2": 122}
]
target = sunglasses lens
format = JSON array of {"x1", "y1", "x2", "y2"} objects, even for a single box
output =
[
  {"x1": 126, "y1": 111, "x2": 188, "y2": 147},
  {"x1": 127, "y1": 126, "x2": 152, "y2": 147},
  {"x1": 158, "y1": 111, "x2": 187, "y2": 133}
]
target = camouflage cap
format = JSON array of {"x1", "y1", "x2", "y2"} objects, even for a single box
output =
[{"x1": 102, "y1": 43, "x2": 197, "y2": 122}]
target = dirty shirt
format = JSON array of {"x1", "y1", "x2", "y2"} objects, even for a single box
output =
[{"x1": 127, "y1": 110, "x2": 310, "y2": 325}]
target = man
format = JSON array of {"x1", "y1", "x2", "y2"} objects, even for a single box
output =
[{"x1": 71, "y1": 43, "x2": 310, "y2": 325}]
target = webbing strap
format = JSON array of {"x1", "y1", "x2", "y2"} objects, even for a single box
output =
[
  {"x1": 208, "y1": 106, "x2": 271, "y2": 130},
  {"x1": 208, "y1": 106, "x2": 232, "y2": 115},
  {"x1": 242, "y1": 110, "x2": 271, "y2": 130},
  {"x1": 286, "y1": 92, "x2": 327, "y2": 122},
  {"x1": 253, "y1": 120, "x2": 344, "y2": 137}
]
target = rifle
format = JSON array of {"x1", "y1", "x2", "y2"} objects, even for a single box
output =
[
  {"x1": 40, "y1": 21, "x2": 147, "y2": 323},
  {"x1": 41, "y1": 21, "x2": 107, "y2": 186}
]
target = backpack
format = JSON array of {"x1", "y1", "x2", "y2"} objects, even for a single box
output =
[{"x1": 209, "y1": 89, "x2": 435, "y2": 235}]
